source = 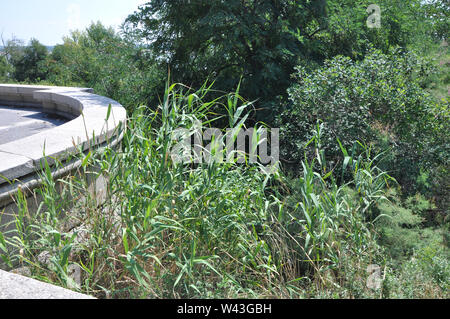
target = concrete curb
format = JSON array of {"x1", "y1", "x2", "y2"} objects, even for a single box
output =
[
  {"x1": 0, "y1": 84, "x2": 126, "y2": 187},
  {"x1": 0, "y1": 270, "x2": 95, "y2": 299},
  {"x1": 0, "y1": 84, "x2": 126, "y2": 299}
]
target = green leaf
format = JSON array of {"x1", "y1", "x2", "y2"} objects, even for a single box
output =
[
  {"x1": 122, "y1": 228, "x2": 129, "y2": 254},
  {"x1": 106, "y1": 103, "x2": 112, "y2": 121}
]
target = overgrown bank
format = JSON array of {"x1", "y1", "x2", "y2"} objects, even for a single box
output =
[
  {"x1": 1, "y1": 84, "x2": 448, "y2": 298},
  {"x1": 0, "y1": 0, "x2": 448, "y2": 299}
]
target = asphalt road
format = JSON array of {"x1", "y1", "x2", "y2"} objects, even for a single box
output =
[{"x1": 0, "y1": 106, "x2": 66, "y2": 145}]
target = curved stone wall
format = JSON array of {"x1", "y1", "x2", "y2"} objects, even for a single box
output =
[
  {"x1": 0, "y1": 84, "x2": 126, "y2": 299},
  {"x1": 0, "y1": 84, "x2": 126, "y2": 227}
]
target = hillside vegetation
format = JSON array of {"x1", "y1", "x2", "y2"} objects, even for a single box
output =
[{"x1": 0, "y1": 0, "x2": 448, "y2": 299}]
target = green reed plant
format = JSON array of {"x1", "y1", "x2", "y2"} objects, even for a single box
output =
[{"x1": 0, "y1": 82, "x2": 415, "y2": 299}]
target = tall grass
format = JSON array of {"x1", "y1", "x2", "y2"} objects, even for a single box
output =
[{"x1": 1, "y1": 82, "x2": 445, "y2": 299}]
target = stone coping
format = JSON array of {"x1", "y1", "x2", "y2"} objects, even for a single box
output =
[
  {"x1": 0, "y1": 84, "x2": 127, "y2": 190},
  {"x1": 0, "y1": 84, "x2": 125, "y2": 299},
  {"x1": 0, "y1": 269, "x2": 96, "y2": 299}
]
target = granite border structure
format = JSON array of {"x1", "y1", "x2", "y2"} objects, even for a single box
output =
[
  {"x1": 0, "y1": 269, "x2": 95, "y2": 299},
  {"x1": 0, "y1": 84, "x2": 127, "y2": 299}
]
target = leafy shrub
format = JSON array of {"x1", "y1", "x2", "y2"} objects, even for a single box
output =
[
  {"x1": 277, "y1": 48, "x2": 449, "y2": 195},
  {"x1": 383, "y1": 245, "x2": 449, "y2": 298}
]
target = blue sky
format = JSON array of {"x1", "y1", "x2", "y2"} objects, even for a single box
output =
[{"x1": 0, "y1": 0, "x2": 148, "y2": 45}]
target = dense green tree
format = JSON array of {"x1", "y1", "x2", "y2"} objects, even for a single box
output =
[
  {"x1": 126, "y1": 0, "x2": 330, "y2": 121},
  {"x1": 1, "y1": 37, "x2": 24, "y2": 79},
  {"x1": 47, "y1": 22, "x2": 164, "y2": 110},
  {"x1": 48, "y1": 23, "x2": 121, "y2": 86},
  {"x1": 0, "y1": 55, "x2": 11, "y2": 81},
  {"x1": 12, "y1": 38, "x2": 48, "y2": 82},
  {"x1": 319, "y1": 0, "x2": 426, "y2": 59},
  {"x1": 422, "y1": 0, "x2": 449, "y2": 41},
  {"x1": 125, "y1": 0, "x2": 436, "y2": 122}
]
